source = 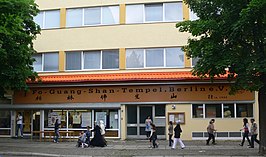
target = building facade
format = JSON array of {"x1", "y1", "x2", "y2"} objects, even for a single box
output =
[{"x1": 0, "y1": 0, "x2": 257, "y2": 140}]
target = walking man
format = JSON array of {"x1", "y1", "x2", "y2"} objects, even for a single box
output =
[{"x1": 249, "y1": 118, "x2": 260, "y2": 148}]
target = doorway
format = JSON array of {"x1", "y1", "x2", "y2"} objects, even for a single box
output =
[{"x1": 126, "y1": 105, "x2": 165, "y2": 139}]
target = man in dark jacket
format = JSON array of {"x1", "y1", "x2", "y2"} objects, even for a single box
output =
[{"x1": 171, "y1": 120, "x2": 185, "y2": 149}]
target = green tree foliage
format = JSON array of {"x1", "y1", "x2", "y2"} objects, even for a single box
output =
[
  {"x1": 177, "y1": 0, "x2": 266, "y2": 154},
  {"x1": 0, "y1": 0, "x2": 40, "y2": 97}
]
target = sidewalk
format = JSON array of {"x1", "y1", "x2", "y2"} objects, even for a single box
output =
[{"x1": 0, "y1": 137, "x2": 263, "y2": 157}]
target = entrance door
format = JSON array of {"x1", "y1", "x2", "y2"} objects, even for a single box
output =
[{"x1": 127, "y1": 105, "x2": 153, "y2": 138}]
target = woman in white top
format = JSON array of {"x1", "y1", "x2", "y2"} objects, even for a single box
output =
[{"x1": 16, "y1": 112, "x2": 23, "y2": 138}]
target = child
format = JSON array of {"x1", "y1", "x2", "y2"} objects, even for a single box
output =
[{"x1": 77, "y1": 131, "x2": 88, "y2": 148}]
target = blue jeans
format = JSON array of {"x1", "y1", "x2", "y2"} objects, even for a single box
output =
[{"x1": 16, "y1": 124, "x2": 23, "y2": 137}]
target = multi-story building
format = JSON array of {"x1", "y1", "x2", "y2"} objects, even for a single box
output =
[{"x1": 0, "y1": 0, "x2": 257, "y2": 140}]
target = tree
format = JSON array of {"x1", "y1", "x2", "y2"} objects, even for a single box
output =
[
  {"x1": 176, "y1": 0, "x2": 266, "y2": 154},
  {"x1": 0, "y1": 0, "x2": 40, "y2": 98}
]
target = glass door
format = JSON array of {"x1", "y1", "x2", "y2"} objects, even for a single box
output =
[{"x1": 127, "y1": 105, "x2": 153, "y2": 138}]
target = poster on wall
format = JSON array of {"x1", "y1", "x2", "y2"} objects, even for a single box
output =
[
  {"x1": 96, "y1": 112, "x2": 106, "y2": 125},
  {"x1": 73, "y1": 113, "x2": 81, "y2": 124},
  {"x1": 168, "y1": 112, "x2": 185, "y2": 124},
  {"x1": 48, "y1": 112, "x2": 61, "y2": 127},
  {"x1": 81, "y1": 112, "x2": 91, "y2": 127}
]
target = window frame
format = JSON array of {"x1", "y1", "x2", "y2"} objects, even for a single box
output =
[
  {"x1": 33, "y1": 52, "x2": 59, "y2": 72},
  {"x1": 192, "y1": 103, "x2": 254, "y2": 119},
  {"x1": 66, "y1": 5, "x2": 119, "y2": 28},
  {"x1": 65, "y1": 50, "x2": 119, "y2": 71},
  {"x1": 34, "y1": 10, "x2": 60, "y2": 29},
  {"x1": 126, "y1": 47, "x2": 185, "y2": 69}
]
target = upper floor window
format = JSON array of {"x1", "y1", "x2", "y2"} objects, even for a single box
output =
[
  {"x1": 34, "y1": 10, "x2": 60, "y2": 29},
  {"x1": 126, "y1": 2, "x2": 183, "y2": 24},
  {"x1": 192, "y1": 57, "x2": 200, "y2": 67},
  {"x1": 126, "y1": 47, "x2": 184, "y2": 69},
  {"x1": 66, "y1": 6, "x2": 119, "y2": 27},
  {"x1": 32, "y1": 52, "x2": 59, "y2": 72},
  {"x1": 65, "y1": 50, "x2": 119, "y2": 71}
]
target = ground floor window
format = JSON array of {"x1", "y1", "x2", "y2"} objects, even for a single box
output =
[
  {"x1": 0, "y1": 110, "x2": 11, "y2": 135},
  {"x1": 44, "y1": 109, "x2": 119, "y2": 137},
  {"x1": 192, "y1": 103, "x2": 253, "y2": 118}
]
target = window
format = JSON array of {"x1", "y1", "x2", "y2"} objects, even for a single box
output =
[
  {"x1": 65, "y1": 52, "x2": 81, "y2": 70},
  {"x1": 34, "y1": 10, "x2": 60, "y2": 29},
  {"x1": 192, "y1": 57, "x2": 200, "y2": 67},
  {"x1": 205, "y1": 104, "x2": 222, "y2": 118},
  {"x1": 145, "y1": 4, "x2": 163, "y2": 22},
  {"x1": 126, "y1": 5, "x2": 144, "y2": 23},
  {"x1": 236, "y1": 103, "x2": 253, "y2": 117},
  {"x1": 126, "y1": 48, "x2": 184, "y2": 69},
  {"x1": 84, "y1": 51, "x2": 101, "y2": 69},
  {"x1": 155, "y1": 104, "x2": 165, "y2": 116},
  {"x1": 66, "y1": 6, "x2": 119, "y2": 27},
  {"x1": 165, "y1": 3, "x2": 183, "y2": 21},
  {"x1": 65, "y1": 50, "x2": 119, "y2": 71},
  {"x1": 33, "y1": 52, "x2": 59, "y2": 72},
  {"x1": 192, "y1": 104, "x2": 204, "y2": 118},
  {"x1": 126, "y1": 2, "x2": 183, "y2": 24},
  {"x1": 66, "y1": 8, "x2": 83, "y2": 27},
  {"x1": 223, "y1": 104, "x2": 234, "y2": 118},
  {"x1": 192, "y1": 103, "x2": 253, "y2": 118}
]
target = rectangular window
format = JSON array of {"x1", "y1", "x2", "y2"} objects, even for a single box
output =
[
  {"x1": 145, "y1": 4, "x2": 163, "y2": 22},
  {"x1": 192, "y1": 57, "x2": 200, "y2": 67},
  {"x1": 84, "y1": 7, "x2": 101, "y2": 25},
  {"x1": 34, "y1": 10, "x2": 60, "y2": 29},
  {"x1": 190, "y1": 10, "x2": 199, "y2": 21},
  {"x1": 45, "y1": 10, "x2": 60, "y2": 28},
  {"x1": 67, "y1": 6, "x2": 119, "y2": 27},
  {"x1": 126, "y1": 5, "x2": 144, "y2": 23},
  {"x1": 83, "y1": 51, "x2": 101, "y2": 69},
  {"x1": 126, "y1": 2, "x2": 183, "y2": 24},
  {"x1": 66, "y1": 8, "x2": 83, "y2": 27},
  {"x1": 102, "y1": 6, "x2": 119, "y2": 25},
  {"x1": 126, "y1": 48, "x2": 184, "y2": 69},
  {"x1": 146, "y1": 48, "x2": 164, "y2": 67},
  {"x1": 223, "y1": 104, "x2": 234, "y2": 118},
  {"x1": 65, "y1": 50, "x2": 118, "y2": 71},
  {"x1": 102, "y1": 50, "x2": 119, "y2": 69},
  {"x1": 205, "y1": 104, "x2": 222, "y2": 118},
  {"x1": 32, "y1": 54, "x2": 42, "y2": 71},
  {"x1": 43, "y1": 52, "x2": 59, "y2": 71},
  {"x1": 65, "y1": 52, "x2": 81, "y2": 70},
  {"x1": 33, "y1": 52, "x2": 59, "y2": 72},
  {"x1": 165, "y1": 48, "x2": 184, "y2": 67},
  {"x1": 236, "y1": 103, "x2": 253, "y2": 117},
  {"x1": 165, "y1": 3, "x2": 183, "y2": 21},
  {"x1": 192, "y1": 104, "x2": 204, "y2": 118},
  {"x1": 126, "y1": 49, "x2": 144, "y2": 68}
]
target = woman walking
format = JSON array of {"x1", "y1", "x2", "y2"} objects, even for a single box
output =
[
  {"x1": 171, "y1": 120, "x2": 185, "y2": 149},
  {"x1": 239, "y1": 118, "x2": 251, "y2": 146},
  {"x1": 168, "y1": 121, "x2": 174, "y2": 147},
  {"x1": 149, "y1": 123, "x2": 158, "y2": 148}
]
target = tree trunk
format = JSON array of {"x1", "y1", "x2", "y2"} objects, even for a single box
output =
[{"x1": 259, "y1": 74, "x2": 266, "y2": 155}]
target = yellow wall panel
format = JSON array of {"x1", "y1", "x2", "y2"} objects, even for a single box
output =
[
  {"x1": 58, "y1": 51, "x2": 65, "y2": 72},
  {"x1": 119, "y1": 48, "x2": 126, "y2": 70},
  {"x1": 60, "y1": 8, "x2": 66, "y2": 28},
  {"x1": 120, "y1": 4, "x2": 126, "y2": 25}
]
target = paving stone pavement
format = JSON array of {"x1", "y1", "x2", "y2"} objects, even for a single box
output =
[{"x1": 0, "y1": 138, "x2": 264, "y2": 157}]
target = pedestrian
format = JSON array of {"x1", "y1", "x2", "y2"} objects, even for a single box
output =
[
  {"x1": 53, "y1": 119, "x2": 60, "y2": 143},
  {"x1": 77, "y1": 131, "x2": 88, "y2": 148},
  {"x1": 149, "y1": 123, "x2": 158, "y2": 148},
  {"x1": 15, "y1": 112, "x2": 23, "y2": 138},
  {"x1": 239, "y1": 118, "x2": 251, "y2": 146},
  {"x1": 99, "y1": 120, "x2": 107, "y2": 144},
  {"x1": 85, "y1": 126, "x2": 91, "y2": 146},
  {"x1": 171, "y1": 120, "x2": 185, "y2": 149},
  {"x1": 168, "y1": 121, "x2": 174, "y2": 147},
  {"x1": 90, "y1": 124, "x2": 107, "y2": 147},
  {"x1": 145, "y1": 116, "x2": 152, "y2": 139},
  {"x1": 249, "y1": 118, "x2": 260, "y2": 148},
  {"x1": 206, "y1": 119, "x2": 217, "y2": 145}
]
